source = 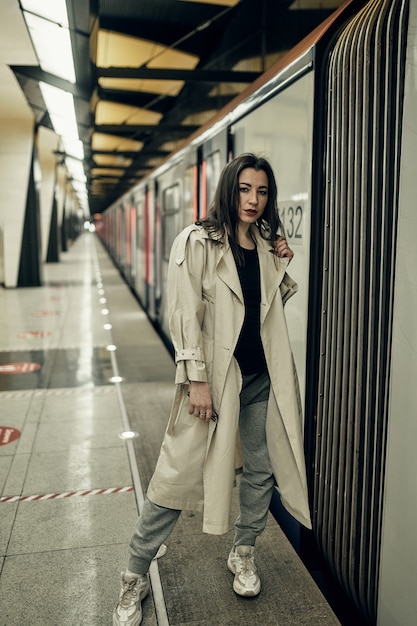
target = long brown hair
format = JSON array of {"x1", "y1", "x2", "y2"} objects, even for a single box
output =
[{"x1": 201, "y1": 153, "x2": 281, "y2": 263}]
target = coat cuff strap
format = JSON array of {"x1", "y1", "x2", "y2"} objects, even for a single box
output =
[{"x1": 175, "y1": 347, "x2": 202, "y2": 362}]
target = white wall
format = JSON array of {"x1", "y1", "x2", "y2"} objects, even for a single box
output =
[
  {"x1": 378, "y1": 3, "x2": 417, "y2": 624},
  {"x1": 0, "y1": 67, "x2": 34, "y2": 287},
  {"x1": 38, "y1": 127, "x2": 60, "y2": 261},
  {"x1": 0, "y1": 0, "x2": 37, "y2": 286}
]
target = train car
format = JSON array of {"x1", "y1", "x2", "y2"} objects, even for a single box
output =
[{"x1": 97, "y1": 0, "x2": 416, "y2": 623}]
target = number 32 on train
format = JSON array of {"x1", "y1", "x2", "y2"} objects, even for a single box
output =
[{"x1": 279, "y1": 202, "x2": 303, "y2": 243}]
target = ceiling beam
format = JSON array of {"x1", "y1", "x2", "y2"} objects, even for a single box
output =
[
  {"x1": 90, "y1": 164, "x2": 130, "y2": 171},
  {"x1": 10, "y1": 66, "x2": 91, "y2": 100},
  {"x1": 95, "y1": 124, "x2": 199, "y2": 135},
  {"x1": 96, "y1": 67, "x2": 261, "y2": 83},
  {"x1": 99, "y1": 88, "x2": 233, "y2": 114},
  {"x1": 98, "y1": 88, "x2": 176, "y2": 110},
  {"x1": 89, "y1": 173, "x2": 147, "y2": 181},
  {"x1": 91, "y1": 162, "x2": 153, "y2": 170},
  {"x1": 89, "y1": 150, "x2": 170, "y2": 158}
]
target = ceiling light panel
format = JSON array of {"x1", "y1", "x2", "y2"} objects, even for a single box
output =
[
  {"x1": 148, "y1": 47, "x2": 198, "y2": 70},
  {"x1": 182, "y1": 110, "x2": 217, "y2": 126},
  {"x1": 98, "y1": 78, "x2": 184, "y2": 97},
  {"x1": 97, "y1": 31, "x2": 198, "y2": 70},
  {"x1": 23, "y1": 9, "x2": 75, "y2": 82},
  {"x1": 94, "y1": 155, "x2": 133, "y2": 167},
  {"x1": 92, "y1": 168, "x2": 126, "y2": 177},
  {"x1": 159, "y1": 140, "x2": 185, "y2": 153},
  {"x1": 39, "y1": 83, "x2": 79, "y2": 138},
  {"x1": 20, "y1": 0, "x2": 69, "y2": 26},
  {"x1": 92, "y1": 133, "x2": 144, "y2": 152},
  {"x1": 61, "y1": 138, "x2": 84, "y2": 161},
  {"x1": 95, "y1": 102, "x2": 162, "y2": 125}
]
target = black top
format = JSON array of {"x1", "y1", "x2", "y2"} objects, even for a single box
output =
[{"x1": 234, "y1": 246, "x2": 267, "y2": 375}]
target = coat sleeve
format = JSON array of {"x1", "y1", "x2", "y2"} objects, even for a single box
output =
[
  {"x1": 280, "y1": 271, "x2": 298, "y2": 305},
  {"x1": 167, "y1": 227, "x2": 208, "y2": 385}
]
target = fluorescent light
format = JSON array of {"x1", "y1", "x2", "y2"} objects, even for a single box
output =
[
  {"x1": 71, "y1": 179, "x2": 87, "y2": 191},
  {"x1": 65, "y1": 156, "x2": 86, "y2": 183},
  {"x1": 24, "y1": 12, "x2": 75, "y2": 83},
  {"x1": 40, "y1": 83, "x2": 78, "y2": 137},
  {"x1": 62, "y1": 138, "x2": 84, "y2": 161},
  {"x1": 21, "y1": 0, "x2": 89, "y2": 211},
  {"x1": 20, "y1": 0, "x2": 69, "y2": 27}
]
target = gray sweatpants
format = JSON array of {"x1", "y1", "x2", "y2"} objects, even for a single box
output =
[{"x1": 128, "y1": 371, "x2": 275, "y2": 575}]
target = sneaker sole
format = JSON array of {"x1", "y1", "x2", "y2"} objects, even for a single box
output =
[
  {"x1": 112, "y1": 581, "x2": 150, "y2": 626},
  {"x1": 227, "y1": 556, "x2": 261, "y2": 597}
]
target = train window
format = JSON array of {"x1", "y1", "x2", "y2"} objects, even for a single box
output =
[
  {"x1": 206, "y1": 151, "x2": 222, "y2": 209},
  {"x1": 162, "y1": 183, "x2": 180, "y2": 261},
  {"x1": 183, "y1": 166, "x2": 196, "y2": 226},
  {"x1": 136, "y1": 198, "x2": 144, "y2": 250}
]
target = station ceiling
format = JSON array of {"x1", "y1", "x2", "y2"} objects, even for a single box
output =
[{"x1": 10, "y1": 0, "x2": 345, "y2": 215}]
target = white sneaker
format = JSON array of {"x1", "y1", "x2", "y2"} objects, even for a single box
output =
[
  {"x1": 227, "y1": 545, "x2": 261, "y2": 597},
  {"x1": 113, "y1": 572, "x2": 150, "y2": 626}
]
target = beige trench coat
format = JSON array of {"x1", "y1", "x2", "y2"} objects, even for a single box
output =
[{"x1": 147, "y1": 223, "x2": 312, "y2": 533}]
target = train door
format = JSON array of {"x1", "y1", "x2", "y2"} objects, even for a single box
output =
[
  {"x1": 232, "y1": 73, "x2": 314, "y2": 413},
  {"x1": 129, "y1": 199, "x2": 136, "y2": 288},
  {"x1": 157, "y1": 166, "x2": 182, "y2": 339},
  {"x1": 124, "y1": 199, "x2": 132, "y2": 284},
  {"x1": 181, "y1": 149, "x2": 198, "y2": 229},
  {"x1": 109, "y1": 206, "x2": 117, "y2": 258},
  {"x1": 154, "y1": 178, "x2": 161, "y2": 324},
  {"x1": 146, "y1": 183, "x2": 156, "y2": 320},
  {"x1": 232, "y1": 71, "x2": 315, "y2": 546},
  {"x1": 133, "y1": 186, "x2": 147, "y2": 308},
  {"x1": 116, "y1": 204, "x2": 122, "y2": 266}
]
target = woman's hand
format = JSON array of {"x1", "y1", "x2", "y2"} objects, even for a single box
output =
[
  {"x1": 188, "y1": 381, "x2": 215, "y2": 423},
  {"x1": 273, "y1": 236, "x2": 294, "y2": 261}
]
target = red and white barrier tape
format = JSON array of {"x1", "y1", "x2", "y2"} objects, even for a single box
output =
[
  {"x1": 0, "y1": 486, "x2": 133, "y2": 503},
  {"x1": 0, "y1": 386, "x2": 116, "y2": 399}
]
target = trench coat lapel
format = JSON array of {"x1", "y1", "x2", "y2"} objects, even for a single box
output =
[
  {"x1": 215, "y1": 245, "x2": 244, "y2": 303},
  {"x1": 254, "y1": 233, "x2": 289, "y2": 324}
]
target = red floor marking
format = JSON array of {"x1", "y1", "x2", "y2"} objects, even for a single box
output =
[
  {"x1": 32, "y1": 310, "x2": 59, "y2": 316},
  {"x1": 17, "y1": 331, "x2": 52, "y2": 338},
  {"x1": 0, "y1": 362, "x2": 42, "y2": 374},
  {"x1": 0, "y1": 427, "x2": 21, "y2": 446},
  {"x1": 0, "y1": 486, "x2": 134, "y2": 503}
]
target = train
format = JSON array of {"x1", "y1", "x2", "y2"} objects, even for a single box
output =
[{"x1": 96, "y1": 0, "x2": 416, "y2": 624}]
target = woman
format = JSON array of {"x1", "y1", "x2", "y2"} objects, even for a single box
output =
[{"x1": 113, "y1": 153, "x2": 311, "y2": 626}]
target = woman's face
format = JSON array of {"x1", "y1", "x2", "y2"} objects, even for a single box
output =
[{"x1": 237, "y1": 167, "x2": 269, "y2": 227}]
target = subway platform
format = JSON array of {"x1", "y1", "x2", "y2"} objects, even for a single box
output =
[{"x1": 0, "y1": 233, "x2": 340, "y2": 626}]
